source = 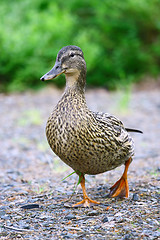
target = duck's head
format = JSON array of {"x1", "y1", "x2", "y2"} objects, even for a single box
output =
[{"x1": 40, "y1": 45, "x2": 86, "y2": 88}]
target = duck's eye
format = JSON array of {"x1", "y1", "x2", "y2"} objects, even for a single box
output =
[{"x1": 70, "y1": 53, "x2": 75, "y2": 58}]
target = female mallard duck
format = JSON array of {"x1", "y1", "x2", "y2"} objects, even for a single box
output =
[{"x1": 40, "y1": 45, "x2": 142, "y2": 207}]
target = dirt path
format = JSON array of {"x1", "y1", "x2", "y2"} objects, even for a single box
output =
[{"x1": 0, "y1": 87, "x2": 159, "y2": 239}]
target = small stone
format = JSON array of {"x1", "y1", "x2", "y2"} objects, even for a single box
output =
[
  {"x1": 26, "y1": 219, "x2": 31, "y2": 223},
  {"x1": 94, "y1": 225, "x2": 101, "y2": 229},
  {"x1": 123, "y1": 234, "x2": 132, "y2": 240},
  {"x1": 0, "y1": 206, "x2": 8, "y2": 210},
  {"x1": 24, "y1": 235, "x2": 30, "y2": 239},
  {"x1": 132, "y1": 193, "x2": 139, "y2": 201},
  {"x1": 21, "y1": 204, "x2": 39, "y2": 209},
  {"x1": 138, "y1": 220, "x2": 143, "y2": 225},
  {"x1": 23, "y1": 224, "x2": 30, "y2": 229},
  {"x1": 34, "y1": 224, "x2": 39, "y2": 229},
  {"x1": 102, "y1": 217, "x2": 109, "y2": 223},
  {"x1": 65, "y1": 236, "x2": 71, "y2": 239},
  {"x1": 153, "y1": 231, "x2": 160, "y2": 238},
  {"x1": 0, "y1": 210, "x2": 6, "y2": 216},
  {"x1": 17, "y1": 234, "x2": 23, "y2": 238},
  {"x1": 64, "y1": 214, "x2": 76, "y2": 220},
  {"x1": 43, "y1": 222, "x2": 50, "y2": 227},
  {"x1": 116, "y1": 216, "x2": 124, "y2": 223},
  {"x1": 1, "y1": 215, "x2": 10, "y2": 220},
  {"x1": 87, "y1": 210, "x2": 99, "y2": 216},
  {"x1": 14, "y1": 216, "x2": 22, "y2": 221}
]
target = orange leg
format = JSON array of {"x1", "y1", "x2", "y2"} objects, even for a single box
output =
[
  {"x1": 72, "y1": 175, "x2": 100, "y2": 207},
  {"x1": 109, "y1": 157, "x2": 132, "y2": 198}
]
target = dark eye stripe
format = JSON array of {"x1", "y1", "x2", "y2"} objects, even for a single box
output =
[
  {"x1": 75, "y1": 53, "x2": 83, "y2": 58},
  {"x1": 61, "y1": 53, "x2": 83, "y2": 64}
]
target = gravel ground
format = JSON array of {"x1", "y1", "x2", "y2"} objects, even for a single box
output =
[{"x1": 0, "y1": 85, "x2": 160, "y2": 239}]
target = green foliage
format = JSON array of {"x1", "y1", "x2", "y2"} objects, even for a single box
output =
[{"x1": 0, "y1": 0, "x2": 160, "y2": 91}]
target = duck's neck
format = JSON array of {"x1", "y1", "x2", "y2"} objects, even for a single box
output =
[
  {"x1": 64, "y1": 70, "x2": 86, "y2": 95},
  {"x1": 57, "y1": 72, "x2": 87, "y2": 109}
]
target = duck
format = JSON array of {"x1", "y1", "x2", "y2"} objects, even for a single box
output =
[{"x1": 40, "y1": 45, "x2": 142, "y2": 207}]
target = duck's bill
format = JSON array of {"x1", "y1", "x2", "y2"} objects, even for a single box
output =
[{"x1": 40, "y1": 62, "x2": 65, "y2": 81}]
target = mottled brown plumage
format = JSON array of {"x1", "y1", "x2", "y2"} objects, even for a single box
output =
[{"x1": 40, "y1": 45, "x2": 141, "y2": 207}]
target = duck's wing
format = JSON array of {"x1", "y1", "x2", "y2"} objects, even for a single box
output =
[
  {"x1": 92, "y1": 112, "x2": 125, "y2": 136},
  {"x1": 92, "y1": 112, "x2": 142, "y2": 135},
  {"x1": 90, "y1": 111, "x2": 135, "y2": 157}
]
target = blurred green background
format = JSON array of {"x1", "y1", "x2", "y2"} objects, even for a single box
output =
[{"x1": 0, "y1": 0, "x2": 160, "y2": 92}]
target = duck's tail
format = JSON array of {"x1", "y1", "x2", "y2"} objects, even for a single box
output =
[{"x1": 125, "y1": 128, "x2": 143, "y2": 134}]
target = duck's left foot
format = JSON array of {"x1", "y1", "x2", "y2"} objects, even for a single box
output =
[
  {"x1": 109, "y1": 176, "x2": 129, "y2": 198},
  {"x1": 108, "y1": 157, "x2": 131, "y2": 198},
  {"x1": 72, "y1": 197, "x2": 100, "y2": 208}
]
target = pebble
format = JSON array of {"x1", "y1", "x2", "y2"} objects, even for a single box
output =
[
  {"x1": 102, "y1": 217, "x2": 109, "y2": 223},
  {"x1": 132, "y1": 193, "x2": 140, "y2": 201},
  {"x1": 0, "y1": 206, "x2": 8, "y2": 210},
  {"x1": 42, "y1": 222, "x2": 50, "y2": 227},
  {"x1": 123, "y1": 234, "x2": 132, "y2": 240},
  {"x1": 153, "y1": 231, "x2": 160, "y2": 238},
  {"x1": 34, "y1": 224, "x2": 39, "y2": 229},
  {"x1": 22, "y1": 224, "x2": 30, "y2": 229},
  {"x1": 1, "y1": 215, "x2": 10, "y2": 220},
  {"x1": 0, "y1": 210, "x2": 6, "y2": 216},
  {"x1": 116, "y1": 216, "x2": 124, "y2": 223},
  {"x1": 87, "y1": 210, "x2": 99, "y2": 216},
  {"x1": 21, "y1": 204, "x2": 39, "y2": 209},
  {"x1": 64, "y1": 214, "x2": 76, "y2": 220}
]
